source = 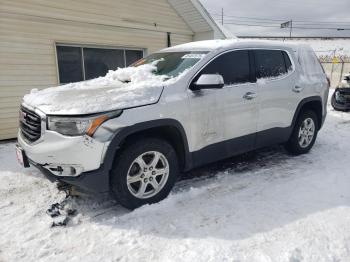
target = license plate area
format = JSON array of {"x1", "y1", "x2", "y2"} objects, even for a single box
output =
[{"x1": 16, "y1": 144, "x2": 30, "y2": 168}]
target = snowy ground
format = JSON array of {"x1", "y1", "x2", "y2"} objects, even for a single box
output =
[{"x1": 1, "y1": 93, "x2": 350, "y2": 262}]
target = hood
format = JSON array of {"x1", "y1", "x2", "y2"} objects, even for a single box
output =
[{"x1": 23, "y1": 64, "x2": 168, "y2": 115}]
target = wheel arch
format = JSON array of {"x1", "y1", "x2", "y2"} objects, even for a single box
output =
[
  {"x1": 292, "y1": 96, "x2": 323, "y2": 130},
  {"x1": 103, "y1": 119, "x2": 192, "y2": 173}
]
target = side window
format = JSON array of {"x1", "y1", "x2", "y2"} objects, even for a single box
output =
[
  {"x1": 254, "y1": 50, "x2": 288, "y2": 78},
  {"x1": 198, "y1": 50, "x2": 250, "y2": 85},
  {"x1": 125, "y1": 50, "x2": 144, "y2": 66}
]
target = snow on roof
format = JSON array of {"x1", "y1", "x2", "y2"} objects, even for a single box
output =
[
  {"x1": 243, "y1": 38, "x2": 350, "y2": 58},
  {"x1": 161, "y1": 38, "x2": 303, "y2": 52}
]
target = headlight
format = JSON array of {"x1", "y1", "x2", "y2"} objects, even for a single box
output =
[
  {"x1": 335, "y1": 91, "x2": 345, "y2": 103},
  {"x1": 47, "y1": 110, "x2": 122, "y2": 136}
]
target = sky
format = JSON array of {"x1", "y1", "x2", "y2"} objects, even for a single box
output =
[{"x1": 200, "y1": 0, "x2": 350, "y2": 37}]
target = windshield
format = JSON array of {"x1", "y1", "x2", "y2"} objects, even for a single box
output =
[{"x1": 133, "y1": 51, "x2": 208, "y2": 78}]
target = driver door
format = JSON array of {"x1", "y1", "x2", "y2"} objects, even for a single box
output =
[{"x1": 187, "y1": 50, "x2": 258, "y2": 166}]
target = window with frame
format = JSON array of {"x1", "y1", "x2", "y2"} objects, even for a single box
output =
[
  {"x1": 56, "y1": 45, "x2": 144, "y2": 84},
  {"x1": 254, "y1": 50, "x2": 291, "y2": 79},
  {"x1": 196, "y1": 50, "x2": 251, "y2": 85}
]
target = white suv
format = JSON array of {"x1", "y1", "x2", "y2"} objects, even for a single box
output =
[{"x1": 17, "y1": 39, "x2": 329, "y2": 209}]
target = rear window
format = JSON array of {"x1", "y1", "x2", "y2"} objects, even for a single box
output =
[
  {"x1": 297, "y1": 45, "x2": 324, "y2": 76},
  {"x1": 254, "y1": 50, "x2": 291, "y2": 79}
]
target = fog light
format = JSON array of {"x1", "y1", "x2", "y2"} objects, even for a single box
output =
[{"x1": 47, "y1": 164, "x2": 83, "y2": 177}]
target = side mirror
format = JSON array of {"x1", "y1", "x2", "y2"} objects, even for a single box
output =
[{"x1": 191, "y1": 74, "x2": 224, "y2": 90}]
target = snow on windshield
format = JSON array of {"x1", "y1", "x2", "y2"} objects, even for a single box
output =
[
  {"x1": 22, "y1": 61, "x2": 188, "y2": 114},
  {"x1": 135, "y1": 52, "x2": 208, "y2": 78}
]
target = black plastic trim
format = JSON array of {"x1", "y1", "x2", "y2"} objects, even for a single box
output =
[
  {"x1": 191, "y1": 133, "x2": 256, "y2": 168},
  {"x1": 103, "y1": 119, "x2": 192, "y2": 171},
  {"x1": 30, "y1": 160, "x2": 110, "y2": 193},
  {"x1": 291, "y1": 96, "x2": 324, "y2": 129}
]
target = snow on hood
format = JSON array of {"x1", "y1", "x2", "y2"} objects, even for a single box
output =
[{"x1": 23, "y1": 63, "x2": 172, "y2": 115}]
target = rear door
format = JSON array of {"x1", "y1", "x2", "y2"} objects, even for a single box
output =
[{"x1": 253, "y1": 49, "x2": 299, "y2": 147}]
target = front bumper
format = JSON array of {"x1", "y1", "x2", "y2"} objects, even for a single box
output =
[
  {"x1": 18, "y1": 130, "x2": 106, "y2": 176},
  {"x1": 18, "y1": 130, "x2": 111, "y2": 192}
]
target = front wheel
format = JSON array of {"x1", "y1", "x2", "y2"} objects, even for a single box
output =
[
  {"x1": 285, "y1": 110, "x2": 318, "y2": 155},
  {"x1": 110, "y1": 138, "x2": 179, "y2": 209}
]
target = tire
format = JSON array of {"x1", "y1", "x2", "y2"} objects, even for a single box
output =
[
  {"x1": 285, "y1": 110, "x2": 319, "y2": 155},
  {"x1": 110, "y1": 138, "x2": 179, "y2": 209}
]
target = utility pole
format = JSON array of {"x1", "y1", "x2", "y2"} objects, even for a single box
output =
[
  {"x1": 290, "y1": 19, "x2": 293, "y2": 39},
  {"x1": 221, "y1": 8, "x2": 224, "y2": 25}
]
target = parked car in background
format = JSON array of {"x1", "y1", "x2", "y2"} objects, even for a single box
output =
[
  {"x1": 16, "y1": 39, "x2": 329, "y2": 209},
  {"x1": 332, "y1": 73, "x2": 350, "y2": 111}
]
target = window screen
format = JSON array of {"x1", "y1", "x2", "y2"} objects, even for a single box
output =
[
  {"x1": 199, "y1": 50, "x2": 250, "y2": 85},
  {"x1": 83, "y1": 48, "x2": 124, "y2": 80},
  {"x1": 254, "y1": 50, "x2": 287, "y2": 78},
  {"x1": 56, "y1": 45, "x2": 144, "y2": 84},
  {"x1": 125, "y1": 50, "x2": 143, "y2": 66},
  {"x1": 56, "y1": 46, "x2": 83, "y2": 84}
]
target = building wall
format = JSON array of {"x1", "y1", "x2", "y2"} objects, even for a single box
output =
[
  {"x1": 193, "y1": 31, "x2": 214, "y2": 41},
  {"x1": 0, "y1": 0, "x2": 194, "y2": 139}
]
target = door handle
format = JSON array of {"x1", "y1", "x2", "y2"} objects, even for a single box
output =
[
  {"x1": 243, "y1": 92, "x2": 257, "y2": 100},
  {"x1": 293, "y1": 85, "x2": 304, "y2": 93}
]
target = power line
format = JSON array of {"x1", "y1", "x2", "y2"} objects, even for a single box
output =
[
  {"x1": 210, "y1": 13, "x2": 286, "y2": 22},
  {"x1": 221, "y1": 21, "x2": 350, "y2": 30},
  {"x1": 210, "y1": 12, "x2": 350, "y2": 25},
  {"x1": 214, "y1": 17, "x2": 350, "y2": 28},
  {"x1": 218, "y1": 17, "x2": 350, "y2": 27}
]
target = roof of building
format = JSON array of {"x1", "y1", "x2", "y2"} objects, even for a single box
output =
[{"x1": 167, "y1": 0, "x2": 232, "y2": 39}]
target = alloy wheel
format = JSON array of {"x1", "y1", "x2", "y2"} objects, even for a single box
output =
[
  {"x1": 126, "y1": 151, "x2": 169, "y2": 199},
  {"x1": 298, "y1": 117, "x2": 315, "y2": 148}
]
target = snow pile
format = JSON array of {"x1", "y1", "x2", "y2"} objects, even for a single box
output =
[
  {"x1": 103, "y1": 62, "x2": 168, "y2": 85},
  {"x1": 2, "y1": 91, "x2": 350, "y2": 261},
  {"x1": 22, "y1": 62, "x2": 177, "y2": 115}
]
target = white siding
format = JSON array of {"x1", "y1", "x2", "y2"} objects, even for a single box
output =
[{"x1": 0, "y1": 0, "x2": 193, "y2": 139}]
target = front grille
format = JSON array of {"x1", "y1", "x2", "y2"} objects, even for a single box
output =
[{"x1": 19, "y1": 106, "x2": 41, "y2": 142}]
